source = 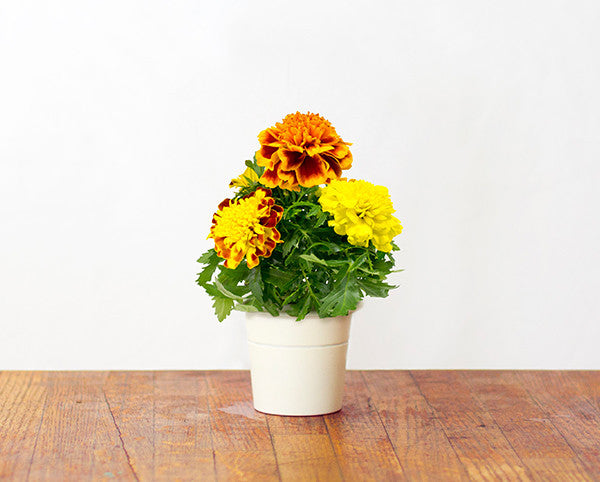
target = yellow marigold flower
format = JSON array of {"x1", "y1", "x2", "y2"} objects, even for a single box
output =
[
  {"x1": 256, "y1": 112, "x2": 353, "y2": 190},
  {"x1": 319, "y1": 180, "x2": 402, "y2": 252},
  {"x1": 229, "y1": 167, "x2": 259, "y2": 188},
  {"x1": 209, "y1": 188, "x2": 283, "y2": 269}
]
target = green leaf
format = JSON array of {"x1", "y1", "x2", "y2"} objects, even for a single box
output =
[
  {"x1": 262, "y1": 298, "x2": 280, "y2": 316},
  {"x1": 281, "y1": 284, "x2": 303, "y2": 307},
  {"x1": 263, "y1": 267, "x2": 296, "y2": 288},
  {"x1": 348, "y1": 252, "x2": 369, "y2": 272},
  {"x1": 357, "y1": 278, "x2": 396, "y2": 298},
  {"x1": 197, "y1": 250, "x2": 217, "y2": 264},
  {"x1": 282, "y1": 231, "x2": 301, "y2": 258},
  {"x1": 196, "y1": 250, "x2": 221, "y2": 286},
  {"x1": 203, "y1": 283, "x2": 221, "y2": 298},
  {"x1": 233, "y1": 303, "x2": 259, "y2": 312},
  {"x1": 218, "y1": 263, "x2": 249, "y2": 285},
  {"x1": 318, "y1": 272, "x2": 361, "y2": 317},
  {"x1": 299, "y1": 253, "x2": 347, "y2": 267},
  {"x1": 314, "y1": 211, "x2": 329, "y2": 227},
  {"x1": 247, "y1": 267, "x2": 264, "y2": 305},
  {"x1": 214, "y1": 279, "x2": 245, "y2": 301},
  {"x1": 299, "y1": 253, "x2": 328, "y2": 266},
  {"x1": 306, "y1": 242, "x2": 342, "y2": 253},
  {"x1": 295, "y1": 293, "x2": 312, "y2": 321},
  {"x1": 250, "y1": 155, "x2": 265, "y2": 176},
  {"x1": 213, "y1": 296, "x2": 234, "y2": 322}
]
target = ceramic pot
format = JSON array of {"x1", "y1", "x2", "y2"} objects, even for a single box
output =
[{"x1": 245, "y1": 310, "x2": 353, "y2": 416}]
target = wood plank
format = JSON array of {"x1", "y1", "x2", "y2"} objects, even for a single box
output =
[
  {"x1": 2, "y1": 370, "x2": 599, "y2": 480},
  {"x1": 321, "y1": 371, "x2": 404, "y2": 481},
  {"x1": 267, "y1": 411, "x2": 341, "y2": 481},
  {"x1": 517, "y1": 371, "x2": 600, "y2": 477},
  {"x1": 363, "y1": 370, "x2": 468, "y2": 481},
  {"x1": 28, "y1": 371, "x2": 134, "y2": 481},
  {"x1": 153, "y1": 371, "x2": 214, "y2": 481},
  {"x1": 463, "y1": 370, "x2": 592, "y2": 481},
  {"x1": 411, "y1": 370, "x2": 531, "y2": 480},
  {"x1": 578, "y1": 371, "x2": 600, "y2": 412},
  {"x1": 0, "y1": 372, "x2": 48, "y2": 480},
  {"x1": 207, "y1": 370, "x2": 279, "y2": 481},
  {"x1": 102, "y1": 371, "x2": 156, "y2": 480}
]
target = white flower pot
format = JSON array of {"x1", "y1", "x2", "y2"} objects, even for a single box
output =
[{"x1": 245, "y1": 310, "x2": 353, "y2": 416}]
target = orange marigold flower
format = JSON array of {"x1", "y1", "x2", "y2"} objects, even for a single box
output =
[
  {"x1": 208, "y1": 188, "x2": 283, "y2": 269},
  {"x1": 256, "y1": 112, "x2": 353, "y2": 190}
]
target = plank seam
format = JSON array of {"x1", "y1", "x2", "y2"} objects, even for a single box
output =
[
  {"x1": 204, "y1": 373, "x2": 218, "y2": 482},
  {"x1": 265, "y1": 416, "x2": 283, "y2": 482},
  {"x1": 459, "y1": 372, "x2": 534, "y2": 481},
  {"x1": 515, "y1": 372, "x2": 595, "y2": 481},
  {"x1": 322, "y1": 415, "x2": 345, "y2": 481},
  {"x1": 152, "y1": 371, "x2": 156, "y2": 480},
  {"x1": 103, "y1": 389, "x2": 140, "y2": 482},
  {"x1": 408, "y1": 371, "x2": 472, "y2": 480},
  {"x1": 25, "y1": 373, "x2": 48, "y2": 482},
  {"x1": 359, "y1": 371, "x2": 406, "y2": 477}
]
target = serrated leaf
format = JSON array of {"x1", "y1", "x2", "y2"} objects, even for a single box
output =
[
  {"x1": 213, "y1": 296, "x2": 234, "y2": 322},
  {"x1": 299, "y1": 253, "x2": 329, "y2": 266},
  {"x1": 349, "y1": 252, "x2": 369, "y2": 272},
  {"x1": 357, "y1": 278, "x2": 396, "y2": 298},
  {"x1": 263, "y1": 267, "x2": 296, "y2": 289},
  {"x1": 262, "y1": 298, "x2": 279, "y2": 316},
  {"x1": 282, "y1": 231, "x2": 301, "y2": 258},
  {"x1": 295, "y1": 293, "x2": 312, "y2": 321},
  {"x1": 247, "y1": 267, "x2": 264, "y2": 305},
  {"x1": 314, "y1": 211, "x2": 329, "y2": 227},
  {"x1": 318, "y1": 273, "x2": 361, "y2": 317},
  {"x1": 214, "y1": 279, "x2": 245, "y2": 301},
  {"x1": 196, "y1": 250, "x2": 221, "y2": 286},
  {"x1": 203, "y1": 283, "x2": 221, "y2": 298},
  {"x1": 307, "y1": 204, "x2": 321, "y2": 217},
  {"x1": 197, "y1": 249, "x2": 218, "y2": 264},
  {"x1": 218, "y1": 263, "x2": 249, "y2": 285},
  {"x1": 300, "y1": 253, "x2": 347, "y2": 267},
  {"x1": 281, "y1": 284, "x2": 303, "y2": 307}
]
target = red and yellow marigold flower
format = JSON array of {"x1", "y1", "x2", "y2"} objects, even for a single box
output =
[
  {"x1": 256, "y1": 112, "x2": 353, "y2": 190},
  {"x1": 209, "y1": 188, "x2": 283, "y2": 269},
  {"x1": 319, "y1": 179, "x2": 402, "y2": 252}
]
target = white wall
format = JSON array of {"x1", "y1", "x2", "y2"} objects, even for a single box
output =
[{"x1": 1, "y1": 0, "x2": 599, "y2": 369}]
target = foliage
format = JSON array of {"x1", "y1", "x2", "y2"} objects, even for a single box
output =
[{"x1": 196, "y1": 158, "x2": 401, "y2": 321}]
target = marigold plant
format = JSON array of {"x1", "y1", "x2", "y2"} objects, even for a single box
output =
[{"x1": 197, "y1": 112, "x2": 402, "y2": 321}]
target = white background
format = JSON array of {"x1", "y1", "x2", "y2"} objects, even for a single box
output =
[{"x1": 1, "y1": 0, "x2": 599, "y2": 369}]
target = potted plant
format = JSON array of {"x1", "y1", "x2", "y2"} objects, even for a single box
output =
[{"x1": 197, "y1": 112, "x2": 402, "y2": 416}]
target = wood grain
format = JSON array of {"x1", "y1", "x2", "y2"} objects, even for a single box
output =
[
  {"x1": 102, "y1": 371, "x2": 155, "y2": 480},
  {"x1": 362, "y1": 370, "x2": 468, "y2": 481},
  {"x1": 324, "y1": 371, "x2": 404, "y2": 481},
  {"x1": 206, "y1": 370, "x2": 278, "y2": 481},
  {"x1": 153, "y1": 371, "x2": 214, "y2": 481},
  {"x1": 0, "y1": 371, "x2": 48, "y2": 480},
  {"x1": 517, "y1": 371, "x2": 600, "y2": 478},
  {"x1": 411, "y1": 370, "x2": 531, "y2": 480},
  {"x1": 463, "y1": 370, "x2": 592, "y2": 481},
  {"x1": 1, "y1": 370, "x2": 600, "y2": 481},
  {"x1": 28, "y1": 372, "x2": 133, "y2": 481}
]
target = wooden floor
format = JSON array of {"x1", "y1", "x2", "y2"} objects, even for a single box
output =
[{"x1": 1, "y1": 371, "x2": 599, "y2": 481}]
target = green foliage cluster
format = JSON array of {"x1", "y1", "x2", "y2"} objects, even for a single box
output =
[{"x1": 196, "y1": 159, "x2": 400, "y2": 321}]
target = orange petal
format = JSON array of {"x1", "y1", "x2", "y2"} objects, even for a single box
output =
[
  {"x1": 260, "y1": 168, "x2": 280, "y2": 187},
  {"x1": 279, "y1": 149, "x2": 305, "y2": 170},
  {"x1": 337, "y1": 151, "x2": 353, "y2": 170},
  {"x1": 296, "y1": 155, "x2": 328, "y2": 187}
]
